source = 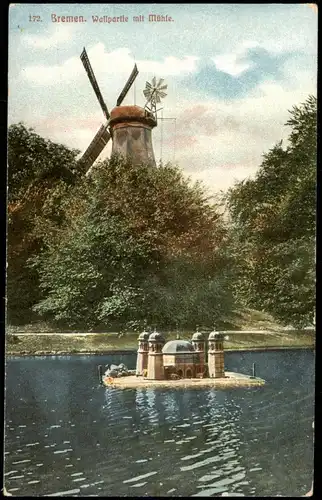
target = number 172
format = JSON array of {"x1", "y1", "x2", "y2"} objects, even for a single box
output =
[{"x1": 29, "y1": 15, "x2": 41, "y2": 22}]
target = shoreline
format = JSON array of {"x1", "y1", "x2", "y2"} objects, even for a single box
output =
[
  {"x1": 103, "y1": 372, "x2": 266, "y2": 389},
  {"x1": 5, "y1": 345, "x2": 315, "y2": 357},
  {"x1": 6, "y1": 328, "x2": 315, "y2": 358}
]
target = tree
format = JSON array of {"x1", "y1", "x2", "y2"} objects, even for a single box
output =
[
  {"x1": 31, "y1": 155, "x2": 235, "y2": 330},
  {"x1": 7, "y1": 123, "x2": 81, "y2": 325},
  {"x1": 226, "y1": 96, "x2": 316, "y2": 326}
]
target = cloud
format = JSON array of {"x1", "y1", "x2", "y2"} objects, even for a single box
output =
[
  {"x1": 173, "y1": 134, "x2": 198, "y2": 150},
  {"x1": 212, "y1": 41, "x2": 260, "y2": 77},
  {"x1": 11, "y1": 9, "x2": 316, "y2": 196},
  {"x1": 157, "y1": 74, "x2": 316, "y2": 194},
  {"x1": 138, "y1": 55, "x2": 199, "y2": 76},
  {"x1": 14, "y1": 70, "x2": 316, "y2": 195},
  {"x1": 22, "y1": 25, "x2": 74, "y2": 49},
  {"x1": 212, "y1": 54, "x2": 252, "y2": 77},
  {"x1": 21, "y1": 43, "x2": 199, "y2": 86},
  {"x1": 22, "y1": 58, "x2": 81, "y2": 85},
  {"x1": 183, "y1": 44, "x2": 291, "y2": 100},
  {"x1": 187, "y1": 164, "x2": 258, "y2": 194},
  {"x1": 177, "y1": 105, "x2": 243, "y2": 137}
]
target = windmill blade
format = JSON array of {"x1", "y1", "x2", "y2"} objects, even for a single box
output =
[
  {"x1": 158, "y1": 91, "x2": 167, "y2": 98},
  {"x1": 79, "y1": 123, "x2": 111, "y2": 170},
  {"x1": 152, "y1": 76, "x2": 157, "y2": 87},
  {"x1": 158, "y1": 84, "x2": 168, "y2": 91},
  {"x1": 144, "y1": 82, "x2": 154, "y2": 99},
  {"x1": 156, "y1": 78, "x2": 165, "y2": 88},
  {"x1": 116, "y1": 64, "x2": 139, "y2": 106},
  {"x1": 143, "y1": 89, "x2": 153, "y2": 100},
  {"x1": 80, "y1": 48, "x2": 110, "y2": 119}
]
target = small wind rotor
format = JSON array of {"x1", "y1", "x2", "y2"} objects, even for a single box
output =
[{"x1": 143, "y1": 77, "x2": 168, "y2": 120}]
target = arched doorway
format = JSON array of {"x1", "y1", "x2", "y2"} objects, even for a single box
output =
[{"x1": 186, "y1": 368, "x2": 192, "y2": 378}]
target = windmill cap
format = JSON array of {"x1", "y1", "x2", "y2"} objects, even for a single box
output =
[{"x1": 109, "y1": 105, "x2": 157, "y2": 128}]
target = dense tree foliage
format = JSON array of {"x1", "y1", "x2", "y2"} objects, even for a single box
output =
[
  {"x1": 225, "y1": 95, "x2": 316, "y2": 326},
  {"x1": 7, "y1": 96, "x2": 316, "y2": 331},
  {"x1": 30, "y1": 157, "x2": 235, "y2": 330},
  {"x1": 7, "y1": 123, "x2": 81, "y2": 324}
]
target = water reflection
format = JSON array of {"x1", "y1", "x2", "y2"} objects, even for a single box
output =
[
  {"x1": 181, "y1": 390, "x2": 248, "y2": 496},
  {"x1": 4, "y1": 350, "x2": 314, "y2": 497},
  {"x1": 100, "y1": 385, "x2": 250, "y2": 494}
]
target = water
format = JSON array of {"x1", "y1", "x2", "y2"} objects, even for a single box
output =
[{"x1": 4, "y1": 350, "x2": 314, "y2": 497}]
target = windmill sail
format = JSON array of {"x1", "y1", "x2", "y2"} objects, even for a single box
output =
[
  {"x1": 80, "y1": 48, "x2": 110, "y2": 119},
  {"x1": 79, "y1": 124, "x2": 111, "y2": 170},
  {"x1": 116, "y1": 64, "x2": 139, "y2": 106}
]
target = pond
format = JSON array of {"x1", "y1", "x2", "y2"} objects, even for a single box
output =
[{"x1": 4, "y1": 349, "x2": 314, "y2": 497}]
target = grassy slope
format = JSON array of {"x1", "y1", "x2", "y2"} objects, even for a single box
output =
[{"x1": 6, "y1": 309, "x2": 315, "y2": 356}]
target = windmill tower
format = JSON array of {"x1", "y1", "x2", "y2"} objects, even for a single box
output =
[{"x1": 79, "y1": 48, "x2": 168, "y2": 175}]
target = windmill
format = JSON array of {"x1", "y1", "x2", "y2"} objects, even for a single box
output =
[
  {"x1": 78, "y1": 47, "x2": 168, "y2": 175},
  {"x1": 79, "y1": 47, "x2": 138, "y2": 172}
]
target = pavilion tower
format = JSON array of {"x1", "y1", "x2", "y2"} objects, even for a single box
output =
[
  {"x1": 191, "y1": 329, "x2": 206, "y2": 377},
  {"x1": 136, "y1": 330, "x2": 150, "y2": 376},
  {"x1": 208, "y1": 329, "x2": 225, "y2": 378},
  {"x1": 147, "y1": 330, "x2": 165, "y2": 380}
]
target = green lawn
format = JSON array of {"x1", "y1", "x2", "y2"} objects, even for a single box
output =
[
  {"x1": 6, "y1": 329, "x2": 315, "y2": 356},
  {"x1": 6, "y1": 308, "x2": 315, "y2": 356}
]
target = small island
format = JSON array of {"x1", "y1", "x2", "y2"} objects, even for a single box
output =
[{"x1": 103, "y1": 329, "x2": 265, "y2": 389}]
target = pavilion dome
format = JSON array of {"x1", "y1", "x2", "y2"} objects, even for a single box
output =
[
  {"x1": 191, "y1": 331, "x2": 205, "y2": 341},
  {"x1": 162, "y1": 340, "x2": 195, "y2": 354},
  {"x1": 208, "y1": 330, "x2": 224, "y2": 340},
  {"x1": 138, "y1": 331, "x2": 150, "y2": 341},
  {"x1": 148, "y1": 331, "x2": 164, "y2": 342}
]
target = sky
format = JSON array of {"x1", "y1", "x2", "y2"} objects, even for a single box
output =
[{"x1": 8, "y1": 3, "x2": 317, "y2": 194}]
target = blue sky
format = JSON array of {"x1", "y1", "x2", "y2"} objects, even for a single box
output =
[{"x1": 8, "y1": 3, "x2": 317, "y2": 193}]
